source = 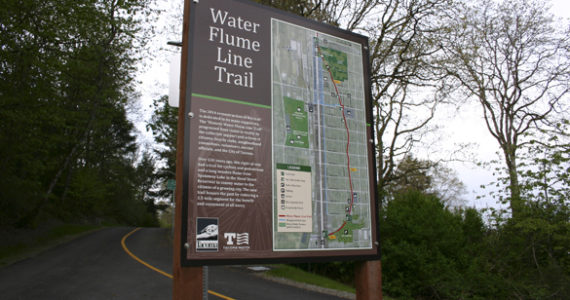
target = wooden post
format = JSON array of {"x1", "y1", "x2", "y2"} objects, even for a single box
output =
[
  {"x1": 355, "y1": 260, "x2": 383, "y2": 300},
  {"x1": 173, "y1": 0, "x2": 203, "y2": 299}
]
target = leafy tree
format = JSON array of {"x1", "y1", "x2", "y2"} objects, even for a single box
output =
[
  {"x1": 388, "y1": 156, "x2": 433, "y2": 195},
  {"x1": 441, "y1": 0, "x2": 570, "y2": 216},
  {"x1": 478, "y1": 137, "x2": 569, "y2": 299},
  {"x1": 483, "y1": 200, "x2": 570, "y2": 299},
  {"x1": 147, "y1": 95, "x2": 178, "y2": 201},
  {"x1": 380, "y1": 190, "x2": 487, "y2": 299},
  {"x1": 520, "y1": 135, "x2": 569, "y2": 206},
  {"x1": 134, "y1": 152, "x2": 164, "y2": 219},
  {"x1": 0, "y1": 0, "x2": 157, "y2": 227},
  {"x1": 387, "y1": 156, "x2": 466, "y2": 206}
]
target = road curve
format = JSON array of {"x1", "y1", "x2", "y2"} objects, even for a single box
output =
[
  {"x1": 0, "y1": 227, "x2": 171, "y2": 299},
  {"x1": 0, "y1": 227, "x2": 349, "y2": 299}
]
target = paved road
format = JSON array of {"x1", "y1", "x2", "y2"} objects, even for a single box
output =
[{"x1": 0, "y1": 227, "x2": 348, "y2": 299}]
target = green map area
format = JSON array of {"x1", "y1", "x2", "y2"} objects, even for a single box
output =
[
  {"x1": 319, "y1": 46, "x2": 348, "y2": 82},
  {"x1": 334, "y1": 218, "x2": 364, "y2": 243},
  {"x1": 283, "y1": 96, "x2": 309, "y2": 148}
]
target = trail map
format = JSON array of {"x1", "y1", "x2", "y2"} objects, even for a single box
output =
[{"x1": 271, "y1": 19, "x2": 373, "y2": 251}]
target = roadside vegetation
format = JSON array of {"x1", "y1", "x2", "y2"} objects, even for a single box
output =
[
  {"x1": 291, "y1": 188, "x2": 569, "y2": 299},
  {"x1": 266, "y1": 264, "x2": 356, "y2": 294},
  {"x1": 0, "y1": 1, "x2": 163, "y2": 229},
  {"x1": 0, "y1": 223, "x2": 101, "y2": 266}
]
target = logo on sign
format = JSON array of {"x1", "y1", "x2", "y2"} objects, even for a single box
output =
[
  {"x1": 224, "y1": 232, "x2": 249, "y2": 245},
  {"x1": 196, "y1": 218, "x2": 219, "y2": 252},
  {"x1": 223, "y1": 232, "x2": 250, "y2": 251}
]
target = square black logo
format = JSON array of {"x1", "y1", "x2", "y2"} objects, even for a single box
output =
[{"x1": 196, "y1": 218, "x2": 218, "y2": 252}]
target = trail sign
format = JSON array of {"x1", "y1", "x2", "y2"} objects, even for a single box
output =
[{"x1": 180, "y1": 0, "x2": 379, "y2": 266}]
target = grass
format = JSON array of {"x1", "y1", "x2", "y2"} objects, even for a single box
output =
[
  {"x1": 0, "y1": 223, "x2": 101, "y2": 266},
  {"x1": 265, "y1": 264, "x2": 395, "y2": 299},
  {"x1": 266, "y1": 264, "x2": 356, "y2": 294}
]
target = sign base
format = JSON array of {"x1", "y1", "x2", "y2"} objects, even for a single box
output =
[{"x1": 355, "y1": 260, "x2": 383, "y2": 300}]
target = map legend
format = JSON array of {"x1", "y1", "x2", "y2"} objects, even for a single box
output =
[{"x1": 276, "y1": 164, "x2": 312, "y2": 232}]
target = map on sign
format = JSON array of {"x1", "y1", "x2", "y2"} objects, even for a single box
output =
[{"x1": 271, "y1": 19, "x2": 372, "y2": 251}]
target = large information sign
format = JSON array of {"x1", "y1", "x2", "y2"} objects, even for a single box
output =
[{"x1": 181, "y1": 0, "x2": 379, "y2": 265}]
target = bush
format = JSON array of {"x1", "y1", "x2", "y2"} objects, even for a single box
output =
[{"x1": 380, "y1": 190, "x2": 486, "y2": 299}]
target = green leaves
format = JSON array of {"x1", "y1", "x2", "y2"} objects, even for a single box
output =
[
  {"x1": 0, "y1": 0, "x2": 157, "y2": 227},
  {"x1": 146, "y1": 95, "x2": 177, "y2": 199},
  {"x1": 380, "y1": 191, "x2": 484, "y2": 299}
]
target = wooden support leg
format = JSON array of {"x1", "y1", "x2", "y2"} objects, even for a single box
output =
[{"x1": 355, "y1": 260, "x2": 383, "y2": 300}]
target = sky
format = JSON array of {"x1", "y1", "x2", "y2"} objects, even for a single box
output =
[{"x1": 133, "y1": 0, "x2": 570, "y2": 210}]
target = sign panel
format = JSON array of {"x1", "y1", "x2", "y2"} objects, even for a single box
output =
[{"x1": 181, "y1": 0, "x2": 379, "y2": 266}]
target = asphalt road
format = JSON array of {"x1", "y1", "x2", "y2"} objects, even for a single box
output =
[{"x1": 0, "y1": 227, "x2": 349, "y2": 299}]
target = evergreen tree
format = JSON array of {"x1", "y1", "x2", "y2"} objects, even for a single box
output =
[{"x1": 147, "y1": 95, "x2": 178, "y2": 201}]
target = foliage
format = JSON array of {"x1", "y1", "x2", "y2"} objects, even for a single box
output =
[
  {"x1": 483, "y1": 136, "x2": 570, "y2": 298},
  {"x1": 380, "y1": 190, "x2": 487, "y2": 299},
  {"x1": 267, "y1": 264, "x2": 356, "y2": 294},
  {"x1": 0, "y1": 223, "x2": 101, "y2": 265},
  {"x1": 483, "y1": 200, "x2": 570, "y2": 299},
  {"x1": 388, "y1": 156, "x2": 434, "y2": 195},
  {"x1": 134, "y1": 152, "x2": 165, "y2": 222},
  {"x1": 297, "y1": 187, "x2": 568, "y2": 299},
  {"x1": 386, "y1": 156, "x2": 466, "y2": 206},
  {"x1": 146, "y1": 95, "x2": 178, "y2": 201},
  {"x1": 0, "y1": 0, "x2": 158, "y2": 228},
  {"x1": 521, "y1": 136, "x2": 570, "y2": 206},
  {"x1": 380, "y1": 187, "x2": 569, "y2": 299}
]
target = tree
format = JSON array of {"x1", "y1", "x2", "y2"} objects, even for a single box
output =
[
  {"x1": 388, "y1": 156, "x2": 433, "y2": 195},
  {"x1": 483, "y1": 198, "x2": 570, "y2": 299},
  {"x1": 134, "y1": 152, "x2": 163, "y2": 218},
  {"x1": 517, "y1": 133, "x2": 569, "y2": 206},
  {"x1": 387, "y1": 155, "x2": 466, "y2": 206},
  {"x1": 147, "y1": 95, "x2": 178, "y2": 201},
  {"x1": 441, "y1": 0, "x2": 570, "y2": 216},
  {"x1": 364, "y1": 0, "x2": 456, "y2": 203},
  {"x1": 380, "y1": 190, "x2": 487, "y2": 299},
  {"x1": 0, "y1": 0, "x2": 156, "y2": 227},
  {"x1": 253, "y1": 0, "x2": 378, "y2": 28}
]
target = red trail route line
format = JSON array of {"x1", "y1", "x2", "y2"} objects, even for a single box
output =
[{"x1": 316, "y1": 37, "x2": 355, "y2": 237}]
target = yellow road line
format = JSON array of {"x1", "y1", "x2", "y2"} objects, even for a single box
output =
[
  {"x1": 121, "y1": 228, "x2": 173, "y2": 278},
  {"x1": 121, "y1": 228, "x2": 235, "y2": 300},
  {"x1": 208, "y1": 290, "x2": 235, "y2": 300}
]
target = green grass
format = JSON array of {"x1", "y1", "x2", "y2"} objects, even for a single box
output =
[
  {"x1": 266, "y1": 264, "x2": 356, "y2": 294},
  {"x1": 0, "y1": 223, "x2": 100, "y2": 266},
  {"x1": 266, "y1": 264, "x2": 395, "y2": 299}
]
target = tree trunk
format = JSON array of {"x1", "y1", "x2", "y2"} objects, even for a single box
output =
[{"x1": 504, "y1": 147, "x2": 522, "y2": 218}]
